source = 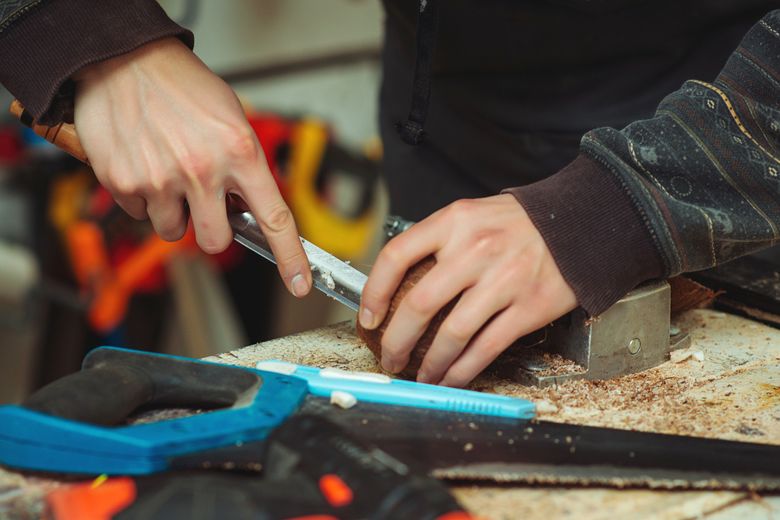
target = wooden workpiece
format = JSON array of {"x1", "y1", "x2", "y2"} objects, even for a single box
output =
[{"x1": 1, "y1": 309, "x2": 779, "y2": 519}]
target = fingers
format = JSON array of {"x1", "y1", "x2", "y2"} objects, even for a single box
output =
[
  {"x1": 439, "y1": 306, "x2": 526, "y2": 388},
  {"x1": 379, "y1": 258, "x2": 476, "y2": 373},
  {"x1": 186, "y1": 187, "x2": 233, "y2": 254},
  {"x1": 113, "y1": 194, "x2": 148, "y2": 221},
  {"x1": 359, "y1": 215, "x2": 447, "y2": 330},
  {"x1": 236, "y1": 155, "x2": 311, "y2": 298},
  {"x1": 415, "y1": 279, "x2": 512, "y2": 384},
  {"x1": 146, "y1": 195, "x2": 188, "y2": 241}
]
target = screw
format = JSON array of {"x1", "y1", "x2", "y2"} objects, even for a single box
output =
[{"x1": 627, "y1": 338, "x2": 641, "y2": 355}]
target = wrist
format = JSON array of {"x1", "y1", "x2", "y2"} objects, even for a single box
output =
[{"x1": 73, "y1": 37, "x2": 187, "y2": 84}]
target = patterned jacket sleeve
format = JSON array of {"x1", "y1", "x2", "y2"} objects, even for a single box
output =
[
  {"x1": 507, "y1": 9, "x2": 780, "y2": 315},
  {"x1": 0, "y1": 0, "x2": 192, "y2": 124}
]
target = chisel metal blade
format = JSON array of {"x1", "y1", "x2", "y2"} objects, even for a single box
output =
[{"x1": 229, "y1": 211, "x2": 366, "y2": 311}]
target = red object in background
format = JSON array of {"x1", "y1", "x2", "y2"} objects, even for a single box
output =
[
  {"x1": 0, "y1": 125, "x2": 23, "y2": 164},
  {"x1": 88, "y1": 186, "x2": 116, "y2": 220},
  {"x1": 246, "y1": 113, "x2": 294, "y2": 199}
]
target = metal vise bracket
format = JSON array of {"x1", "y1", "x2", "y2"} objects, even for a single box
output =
[{"x1": 503, "y1": 281, "x2": 689, "y2": 387}]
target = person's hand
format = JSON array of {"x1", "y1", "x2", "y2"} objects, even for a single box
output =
[
  {"x1": 73, "y1": 37, "x2": 311, "y2": 297},
  {"x1": 359, "y1": 194, "x2": 577, "y2": 387}
]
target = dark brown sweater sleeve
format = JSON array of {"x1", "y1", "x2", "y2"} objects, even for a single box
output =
[
  {"x1": 506, "y1": 154, "x2": 665, "y2": 315},
  {"x1": 507, "y1": 9, "x2": 780, "y2": 316},
  {"x1": 0, "y1": 0, "x2": 193, "y2": 125}
]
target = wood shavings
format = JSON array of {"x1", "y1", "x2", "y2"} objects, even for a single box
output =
[
  {"x1": 322, "y1": 271, "x2": 336, "y2": 290},
  {"x1": 671, "y1": 349, "x2": 705, "y2": 363},
  {"x1": 532, "y1": 353, "x2": 586, "y2": 377},
  {"x1": 209, "y1": 321, "x2": 379, "y2": 373},
  {"x1": 499, "y1": 348, "x2": 586, "y2": 377},
  {"x1": 330, "y1": 390, "x2": 357, "y2": 409},
  {"x1": 535, "y1": 400, "x2": 559, "y2": 414},
  {"x1": 472, "y1": 310, "x2": 780, "y2": 445},
  {"x1": 208, "y1": 310, "x2": 780, "y2": 447}
]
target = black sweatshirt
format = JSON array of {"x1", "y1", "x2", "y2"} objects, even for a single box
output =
[{"x1": 1, "y1": 0, "x2": 779, "y2": 315}]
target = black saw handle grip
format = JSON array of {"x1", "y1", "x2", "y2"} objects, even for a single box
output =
[{"x1": 23, "y1": 348, "x2": 261, "y2": 426}]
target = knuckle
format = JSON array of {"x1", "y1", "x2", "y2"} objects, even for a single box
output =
[
  {"x1": 261, "y1": 204, "x2": 294, "y2": 234},
  {"x1": 471, "y1": 232, "x2": 503, "y2": 257},
  {"x1": 442, "y1": 319, "x2": 473, "y2": 345},
  {"x1": 111, "y1": 175, "x2": 142, "y2": 196},
  {"x1": 148, "y1": 169, "x2": 177, "y2": 193},
  {"x1": 405, "y1": 287, "x2": 436, "y2": 316},
  {"x1": 178, "y1": 152, "x2": 214, "y2": 187},
  {"x1": 449, "y1": 198, "x2": 476, "y2": 218},
  {"x1": 223, "y1": 125, "x2": 260, "y2": 163},
  {"x1": 380, "y1": 237, "x2": 407, "y2": 266},
  {"x1": 276, "y1": 247, "x2": 307, "y2": 269}
]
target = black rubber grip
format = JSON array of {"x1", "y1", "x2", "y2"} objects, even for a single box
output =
[{"x1": 23, "y1": 348, "x2": 261, "y2": 426}]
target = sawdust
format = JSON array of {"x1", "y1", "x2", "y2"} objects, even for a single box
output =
[
  {"x1": 506, "y1": 349, "x2": 586, "y2": 377},
  {"x1": 479, "y1": 369, "x2": 710, "y2": 436},
  {"x1": 670, "y1": 349, "x2": 705, "y2": 363},
  {"x1": 208, "y1": 310, "x2": 780, "y2": 446},
  {"x1": 484, "y1": 368, "x2": 776, "y2": 444},
  {"x1": 468, "y1": 310, "x2": 780, "y2": 445},
  {"x1": 210, "y1": 320, "x2": 380, "y2": 373}
]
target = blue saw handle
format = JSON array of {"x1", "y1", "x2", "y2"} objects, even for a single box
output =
[
  {"x1": 0, "y1": 347, "x2": 309, "y2": 475},
  {"x1": 24, "y1": 347, "x2": 259, "y2": 426}
]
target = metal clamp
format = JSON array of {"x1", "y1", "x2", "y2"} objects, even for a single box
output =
[{"x1": 501, "y1": 281, "x2": 689, "y2": 387}]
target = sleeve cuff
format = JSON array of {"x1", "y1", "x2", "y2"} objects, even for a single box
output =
[
  {"x1": 503, "y1": 153, "x2": 665, "y2": 315},
  {"x1": 0, "y1": 0, "x2": 193, "y2": 124}
]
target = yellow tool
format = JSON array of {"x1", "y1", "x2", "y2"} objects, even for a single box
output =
[{"x1": 288, "y1": 120, "x2": 378, "y2": 259}]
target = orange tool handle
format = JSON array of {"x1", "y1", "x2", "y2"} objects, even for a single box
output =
[
  {"x1": 9, "y1": 99, "x2": 88, "y2": 163},
  {"x1": 47, "y1": 477, "x2": 137, "y2": 520}
]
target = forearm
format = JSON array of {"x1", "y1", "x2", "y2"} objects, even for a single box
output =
[
  {"x1": 509, "y1": 9, "x2": 780, "y2": 315},
  {"x1": 0, "y1": 0, "x2": 192, "y2": 124}
]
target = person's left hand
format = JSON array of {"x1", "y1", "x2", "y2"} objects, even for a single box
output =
[{"x1": 359, "y1": 194, "x2": 578, "y2": 387}]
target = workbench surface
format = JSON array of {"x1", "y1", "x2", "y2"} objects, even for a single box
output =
[{"x1": 2, "y1": 309, "x2": 779, "y2": 519}]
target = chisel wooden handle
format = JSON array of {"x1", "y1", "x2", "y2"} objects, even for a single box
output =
[{"x1": 9, "y1": 99, "x2": 89, "y2": 164}]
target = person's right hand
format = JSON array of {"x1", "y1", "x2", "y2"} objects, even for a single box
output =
[{"x1": 73, "y1": 37, "x2": 311, "y2": 298}]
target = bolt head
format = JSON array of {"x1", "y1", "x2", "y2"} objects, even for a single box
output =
[{"x1": 627, "y1": 338, "x2": 642, "y2": 355}]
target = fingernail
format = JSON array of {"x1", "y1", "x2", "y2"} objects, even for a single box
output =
[
  {"x1": 359, "y1": 307, "x2": 376, "y2": 329},
  {"x1": 417, "y1": 371, "x2": 430, "y2": 384},
  {"x1": 291, "y1": 274, "x2": 309, "y2": 297}
]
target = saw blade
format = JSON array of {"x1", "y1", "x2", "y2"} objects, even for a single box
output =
[{"x1": 305, "y1": 400, "x2": 780, "y2": 491}]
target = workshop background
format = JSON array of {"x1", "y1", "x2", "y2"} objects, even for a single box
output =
[{"x1": 0, "y1": 0, "x2": 387, "y2": 403}]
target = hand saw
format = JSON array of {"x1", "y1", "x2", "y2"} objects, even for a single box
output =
[
  {"x1": 1, "y1": 346, "x2": 779, "y2": 492},
  {"x1": 10, "y1": 101, "x2": 780, "y2": 491}
]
